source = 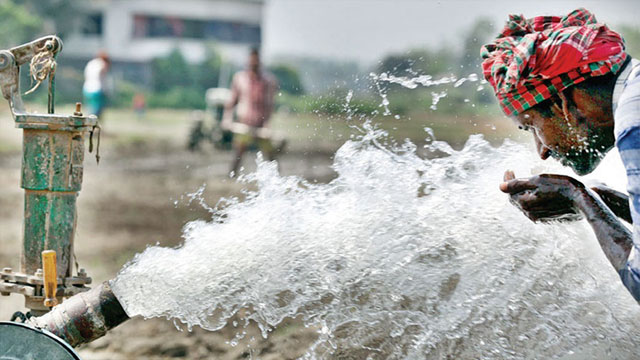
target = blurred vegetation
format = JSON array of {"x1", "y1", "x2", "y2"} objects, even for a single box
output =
[
  {"x1": 2, "y1": 0, "x2": 639, "y2": 119},
  {"x1": 141, "y1": 49, "x2": 305, "y2": 109},
  {"x1": 270, "y1": 64, "x2": 304, "y2": 95},
  {"x1": 378, "y1": 48, "x2": 456, "y2": 76},
  {"x1": 272, "y1": 56, "x2": 362, "y2": 94},
  {"x1": 14, "y1": 0, "x2": 80, "y2": 38},
  {"x1": 272, "y1": 18, "x2": 500, "y2": 118},
  {"x1": 0, "y1": 0, "x2": 43, "y2": 47},
  {"x1": 278, "y1": 91, "x2": 378, "y2": 117}
]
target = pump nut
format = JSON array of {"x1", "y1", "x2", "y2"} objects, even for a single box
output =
[{"x1": 74, "y1": 102, "x2": 83, "y2": 117}]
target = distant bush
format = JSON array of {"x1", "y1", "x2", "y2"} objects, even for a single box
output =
[
  {"x1": 110, "y1": 80, "x2": 139, "y2": 108},
  {"x1": 143, "y1": 49, "x2": 306, "y2": 110},
  {"x1": 269, "y1": 64, "x2": 304, "y2": 95},
  {"x1": 0, "y1": 0, "x2": 42, "y2": 46},
  {"x1": 277, "y1": 91, "x2": 380, "y2": 117},
  {"x1": 151, "y1": 49, "x2": 195, "y2": 93}
]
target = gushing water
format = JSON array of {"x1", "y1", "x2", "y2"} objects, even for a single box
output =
[{"x1": 111, "y1": 124, "x2": 640, "y2": 359}]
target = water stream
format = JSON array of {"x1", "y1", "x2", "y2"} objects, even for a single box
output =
[{"x1": 111, "y1": 122, "x2": 640, "y2": 359}]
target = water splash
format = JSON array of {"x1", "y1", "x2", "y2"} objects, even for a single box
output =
[
  {"x1": 370, "y1": 77, "x2": 391, "y2": 116},
  {"x1": 370, "y1": 72, "x2": 483, "y2": 90},
  {"x1": 344, "y1": 90, "x2": 354, "y2": 120},
  {"x1": 369, "y1": 71, "x2": 488, "y2": 113},
  {"x1": 430, "y1": 91, "x2": 448, "y2": 110},
  {"x1": 111, "y1": 125, "x2": 640, "y2": 359}
]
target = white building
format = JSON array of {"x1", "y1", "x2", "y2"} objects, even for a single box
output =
[{"x1": 62, "y1": 0, "x2": 264, "y2": 85}]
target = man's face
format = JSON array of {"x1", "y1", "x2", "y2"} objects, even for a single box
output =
[
  {"x1": 248, "y1": 53, "x2": 260, "y2": 73},
  {"x1": 515, "y1": 102, "x2": 613, "y2": 176}
]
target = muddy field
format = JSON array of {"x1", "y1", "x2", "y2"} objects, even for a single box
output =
[{"x1": 0, "y1": 105, "x2": 516, "y2": 359}]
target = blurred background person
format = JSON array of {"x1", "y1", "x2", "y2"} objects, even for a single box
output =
[
  {"x1": 132, "y1": 92, "x2": 146, "y2": 120},
  {"x1": 83, "y1": 51, "x2": 111, "y2": 119},
  {"x1": 223, "y1": 48, "x2": 279, "y2": 176}
]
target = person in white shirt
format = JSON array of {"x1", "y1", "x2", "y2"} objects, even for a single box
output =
[{"x1": 83, "y1": 51, "x2": 110, "y2": 118}]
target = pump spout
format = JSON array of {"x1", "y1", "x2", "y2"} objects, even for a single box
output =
[{"x1": 29, "y1": 281, "x2": 129, "y2": 348}]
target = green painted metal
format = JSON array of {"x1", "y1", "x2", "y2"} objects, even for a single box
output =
[
  {"x1": 0, "y1": 35, "x2": 96, "y2": 315},
  {"x1": 19, "y1": 119, "x2": 90, "y2": 279}
]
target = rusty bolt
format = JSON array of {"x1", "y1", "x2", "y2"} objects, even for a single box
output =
[
  {"x1": 78, "y1": 268, "x2": 86, "y2": 277},
  {"x1": 2, "y1": 267, "x2": 12, "y2": 273},
  {"x1": 74, "y1": 102, "x2": 83, "y2": 117},
  {"x1": 35, "y1": 268, "x2": 43, "y2": 277}
]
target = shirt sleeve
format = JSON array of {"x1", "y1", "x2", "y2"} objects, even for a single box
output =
[{"x1": 615, "y1": 75, "x2": 640, "y2": 301}]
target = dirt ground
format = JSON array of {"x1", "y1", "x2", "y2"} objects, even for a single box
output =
[{"x1": 0, "y1": 105, "x2": 516, "y2": 359}]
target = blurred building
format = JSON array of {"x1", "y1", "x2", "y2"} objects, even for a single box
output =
[{"x1": 62, "y1": 0, "x2": 263, "y2": 86}]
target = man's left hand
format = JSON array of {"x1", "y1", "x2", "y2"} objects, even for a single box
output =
[{"x1": 499, "y1": 171, "x2": 586, "y2": 222}]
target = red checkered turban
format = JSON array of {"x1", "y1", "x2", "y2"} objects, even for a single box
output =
[{"x1": 481, "y1": 8, "x2": 627, "y2": 116}]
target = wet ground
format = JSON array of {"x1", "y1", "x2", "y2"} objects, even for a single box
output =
[{"x1": 0, "y1": 105, "x2": 516, "y2": 359}]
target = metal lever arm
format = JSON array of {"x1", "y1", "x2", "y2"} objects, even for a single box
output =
[{"x1": 0, "y1": 35, "x2": 62, "y2": 113}]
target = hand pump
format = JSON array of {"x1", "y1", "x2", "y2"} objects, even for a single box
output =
[{"x1": 0, "y1": 35, "x2": 96, "y2": 316}]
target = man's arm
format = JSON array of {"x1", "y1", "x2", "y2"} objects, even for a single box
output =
[
  {"x1": 590, "y1": 185, "x2": 632, "y2": 223},
  {"x1": 574, "y1": 186, "x2": 633, "y2": 270},
  {"x1": 501, "y1": 172, "x2": 632, "y2": 271},
  {"x1": 222, "y1": 75, "x2": 240, "y2": 128}
]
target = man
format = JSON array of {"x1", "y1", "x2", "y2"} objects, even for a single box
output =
[
  {"x1": 223, "y1": 48, "x2": 279, "y2": 176},
  {"x1": 481, "y1": 8, "x2": 640, "y2": 300},
  {"x1": 83, "y1": 51, "x2": 111, "y2": 119}
]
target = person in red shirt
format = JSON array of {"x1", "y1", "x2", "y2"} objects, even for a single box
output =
[{"x1": 223, "y1": 48, "x2": 279, "y2": 176}]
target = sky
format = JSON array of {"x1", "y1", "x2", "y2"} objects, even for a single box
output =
[{"x1": 263, "y1": 0, "x2": 640, "y2": 65}]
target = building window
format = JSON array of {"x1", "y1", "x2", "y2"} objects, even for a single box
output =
[
  {"x1": 132, "y1": 15, "x2": 260, "y2": 44},
  {"x1": 81, "y1": 13, "x2": 103, "y2": 35},
  {"x1": 205, "y1": 20, "x2": 260, "y2": 43}
]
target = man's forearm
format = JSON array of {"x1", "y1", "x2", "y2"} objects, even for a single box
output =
[
  {"x1": 591, "y1": 185, "x2": 632, "y2": 223},
  {"x1": 575, "y1": 187, "x2": 633, "y2": 270}
]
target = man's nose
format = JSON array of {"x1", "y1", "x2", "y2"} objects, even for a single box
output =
[{"x1": 534, "y1": 137, "x2": 551, "y2": 160}]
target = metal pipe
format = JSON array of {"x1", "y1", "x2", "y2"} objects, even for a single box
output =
[{"x1": 29, "y1": 281, "x2": 129, "y2": 348}]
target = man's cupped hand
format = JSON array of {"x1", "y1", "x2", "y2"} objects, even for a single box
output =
[{"x1": 499, "y1": 170, "x2": 585, "y2": 222}]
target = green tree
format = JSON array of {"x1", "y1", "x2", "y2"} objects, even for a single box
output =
[
  {"x1": 14, "y1": 0, "x2": 79, "y2": 39},
  {"x1": 193, "y1": 48, "x2": 222, "y2": 92},
  {"x1": 151, "y1": 49, "x2": 193, "y2": 93},
  {"x1": 0, "y1": 0, "x2": 42, "y2": 47},
  {"x1": 269, "y1": 64, "x2": 304, "y2": 95}
]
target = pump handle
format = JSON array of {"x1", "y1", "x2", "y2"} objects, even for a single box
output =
[{"x1": 42, "y1": 250, "x2": 58, "y2": 308}]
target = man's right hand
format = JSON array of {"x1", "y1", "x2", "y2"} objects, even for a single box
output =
[
  {"x1": 221, "y1": 113, "x2": 233, "y2": 130},
  {"x1": 499, "y1": 170, "x2": 584, "y2": 222},
  {"x1": 501, "y1": 170, "x2": 633, "y2": 273}
]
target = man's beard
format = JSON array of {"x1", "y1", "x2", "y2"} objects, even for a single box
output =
[{"x1": 549, "y1": 130, "x2": 613, "y2": 176}]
